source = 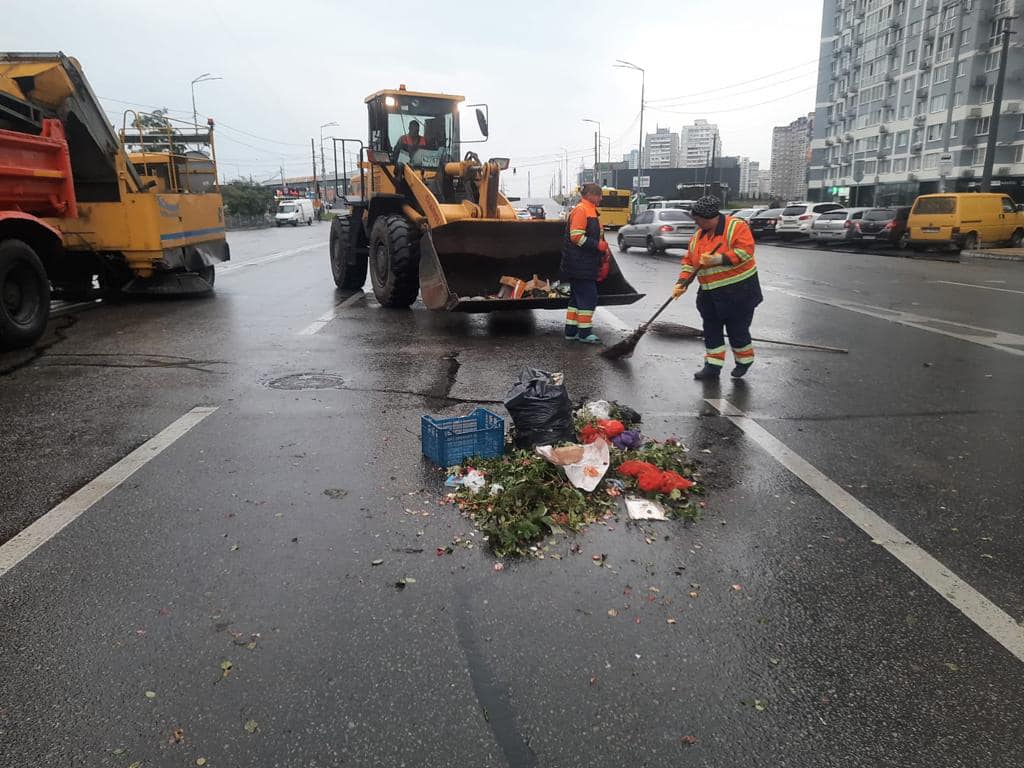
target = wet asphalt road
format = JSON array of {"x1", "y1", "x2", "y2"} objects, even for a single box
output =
[{"x1": 1, "y1": 222, "x2": 1023, "y2": 767}]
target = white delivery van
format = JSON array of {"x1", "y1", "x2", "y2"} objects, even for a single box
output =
[{"x1": 275, "y1": 198, "x2": 314, "y2": 226}]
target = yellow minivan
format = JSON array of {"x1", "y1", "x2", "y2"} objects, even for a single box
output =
[{"x1": 906, "y1": 193, "x2": 1024, "y2": 251}]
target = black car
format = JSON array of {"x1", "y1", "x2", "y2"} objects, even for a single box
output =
[
  {"x1": 852, "y1": 206, "x2": 912, "y2": 247},
  {"x1": 749, "y1": 207, "x2": 785, "y2": 239}
]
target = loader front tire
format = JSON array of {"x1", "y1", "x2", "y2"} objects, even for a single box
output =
[
  {"x1": 0, "y1": 238, "x2": 50, "y2": 350},
  {"x1": 330, "y1": 216, "x2": 368, "y2": 290},
  {"x1": 369, "y1": 215, "x2": 419, "y2": 308}
]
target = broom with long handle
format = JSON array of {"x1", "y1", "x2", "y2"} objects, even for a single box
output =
[{"x1": 600, "y1": 244, "x2": 720, "y2": 360}]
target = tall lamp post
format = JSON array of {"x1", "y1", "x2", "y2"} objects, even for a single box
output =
[
  {"x1": 614, "y1": 59, "x2": 645, "y2": 201},
  {"x1": 190, "y1": 73, "x2": 222, "y2": 133},
  {"x1": 320, "y1": 121, "x2": 338, "y2": 178},
  {"x1": 582, "y1": 118, "x2": 601, "y2": 185}
]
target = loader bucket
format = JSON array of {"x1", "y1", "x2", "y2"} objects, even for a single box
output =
[{"x1": 418, "y1": 219, "x2": 644, "y2": 312}]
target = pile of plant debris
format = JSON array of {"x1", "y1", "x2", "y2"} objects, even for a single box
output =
[{"x1": 446, "y1": 401, "x2": 703, "y2": 557}]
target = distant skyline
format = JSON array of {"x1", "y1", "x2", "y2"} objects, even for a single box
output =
[{"x1": 6, "y1": 0, "x2": 822, "y2": 197}]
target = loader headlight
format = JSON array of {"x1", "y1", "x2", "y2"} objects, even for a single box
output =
[
  {"x1": 489, "y1": 157, "x2": 510, "y2": 170},
  {"x1": 384, "y1": 96, "x2": 396, "y2": 107}
]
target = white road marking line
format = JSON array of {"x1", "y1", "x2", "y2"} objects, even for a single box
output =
[
  {"x1": 595, "y1": 307, "x2": 634, "y2": 333},
  {"x1": 219, "y1": 243, "x2": 322, "y2": 275},
  {"x1": 0, "y1": 406, "x2": 218, "y2": 579},
  {"x1": 930, "y1": 280, "x2": 1024, "y2": 295},
  {"x1": 766, "y1": 286, "x2": 1024, "y2": 357},
  {"x1": 297, "y1": 290, "x2": 365, "y2": 335},
  {"x1": 50, "y1": 300, "x2": 101, "y2": 318},
  {"x1": 705, "y1": 398, "x2": 1024, "y2": 664}
]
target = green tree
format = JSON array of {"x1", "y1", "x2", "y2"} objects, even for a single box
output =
[{"x1": 221, "y1": 180, "x2": 274, "y2": 217}]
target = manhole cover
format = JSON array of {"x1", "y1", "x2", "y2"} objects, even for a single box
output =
[{"x1": 267, "y1": 373, "x2": 346, "y2": 390}]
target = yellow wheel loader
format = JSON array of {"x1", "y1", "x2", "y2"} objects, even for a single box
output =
[{"x1": 329, "y1": 86, "x2": 642, "y2": 311}]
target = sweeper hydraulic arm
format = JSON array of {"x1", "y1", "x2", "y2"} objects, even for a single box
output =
[{"x1": 329, "y1": 86, "x2": 643, "y2": 312}]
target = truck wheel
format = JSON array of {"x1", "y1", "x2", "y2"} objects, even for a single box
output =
[
  {"x1": 1011, "y1": 228, "x2": 1023, "y2": 248},
  {"x1": 962, "y1": 232, "x2": 978, "y2": 251},
  {"x1": 369, "y1": 215, "x2": 419, "y2": 308},
  {"x1": 0, "y1": 238, "x2": 51, "y2": 350},
  {"x1": 330, "y1": 216, "x2": 368, "y2": 289},
  {"x1": 199, "y1": 265, "x2": 216, "y2": 288}
]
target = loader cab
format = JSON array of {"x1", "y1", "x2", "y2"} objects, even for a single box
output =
[{"x1": 366, "y1": 88, "x2": 463, "y2": 171}]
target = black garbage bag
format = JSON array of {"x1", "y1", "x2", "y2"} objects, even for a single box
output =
[{"x1": 504, "y1": 368, "x2": 574, "y2": 448}]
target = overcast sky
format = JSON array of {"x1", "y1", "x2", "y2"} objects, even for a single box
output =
[{"x1": 7, "y1": 0, "x2": 822, "y2": 197}]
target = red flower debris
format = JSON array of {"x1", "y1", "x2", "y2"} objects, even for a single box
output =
[{"x1": 580, "y1": 419, "x2": 626, "y2": 444}]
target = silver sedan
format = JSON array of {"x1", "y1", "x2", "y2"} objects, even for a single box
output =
[{"x1": 616, "y1": 209, "x2": 697, "y2": 254}]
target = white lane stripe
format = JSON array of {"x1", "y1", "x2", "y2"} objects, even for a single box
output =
[
  {"x1": 766, "y1": 286, "x2": 1024, "y2": 357},
  {"x1": 219, "y1": 243, "x2": 322, "y2": 275},
  {"x1": 297, "y1": 290, "x2": 365, "y2": 335},
  {"x1": 705, "y1": 398, "x2": 1024, "y2": 664},
  {"x1": 0, "y1": 406, "x2": 218, "y2": 579},
  {"x1": 595, "y1": 307, "x2": 634, "y2": 333},
  {"x1": 930, "y1": 280, "x2": 1024, "y2": 296}
]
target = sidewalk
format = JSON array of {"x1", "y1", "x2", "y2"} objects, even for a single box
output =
[{"x1": 962, "y1": 247, "x2": 1024, "y2": 262}]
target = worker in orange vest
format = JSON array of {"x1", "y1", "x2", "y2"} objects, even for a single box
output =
[
  {"x1": 672, "y1": 195, "x2": 762, "y2": 380},
  {"x1": 560, "y1": 183, "x2": 609, "y2": 343}
]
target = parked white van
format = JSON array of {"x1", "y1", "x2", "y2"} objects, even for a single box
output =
[{"x1": 275, "y1": 199, "x2": 314, "y2": 226}]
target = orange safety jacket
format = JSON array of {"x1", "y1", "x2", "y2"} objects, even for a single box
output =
[
  {"x1": 678, "y1": 214, "x2": 757, "y2": 290},
  {"x1": 399, "y1": 134, "x2": 427, "y2": 148}
]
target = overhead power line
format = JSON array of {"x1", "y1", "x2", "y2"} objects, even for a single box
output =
[
  {"x1": 646, "y1": 58, "x2": 819, "y2": 103},
  {"x1": 645, "y1": 85, "x2": 816, "y2": 116}
]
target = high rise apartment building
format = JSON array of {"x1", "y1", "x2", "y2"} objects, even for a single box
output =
[{"x1": 809, "y1": 0, "x2": 1024, "y2": 205}]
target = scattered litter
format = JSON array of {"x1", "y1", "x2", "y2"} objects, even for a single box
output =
[
  {"x1": 371, "y1": 559, "x2": 384, "y2": 566},
  {"x1": 196, "y1": 759, "x2": 208, "y2": 766},
  {"x1": 144, "y1": 691, "x2": 156, "y2": 699},
  {"x1": 607, "y1": 609, "x2": 618, "y2": 617},
  {"x1": 324, "y1": 488, "x2": 348, "y2": 500},
  {"x1": 220, "y1": 660, "x2": 233, "y2": 678},
  {"x1": 536, "y1": 439, "x2": 610, "y2": 492},
  {"x1": 625, "y1": 497, "x2": 668, "y2": 521},
  {"x1": 243, "y1": 719, "x2": 259, "y2": 734},
  {"x1": 579, "y1": 400, "x2": 612, "y2": 420},
  {"x1": 680, "y1": 735, "x2": 699, "y2": 746},
  {"x1": 170, "y1": 728, "x2": 185, "y2": 744},
  {"x1": 493, "y1": 563, "x2": 505, "y2": 572},
  {"x1": 667, "y1": 618, "x2": 677, "y2": 625},
  {"x1": 731, "y1": 584, "x2": 743, "y2": 591}
]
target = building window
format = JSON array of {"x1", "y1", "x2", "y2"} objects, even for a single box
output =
[
  {"x1": 985, "y1": 52, "x2": 1000, "y2": 71},
  {"x1": 855, "y1": 138, "x2": 865, "y2": 152},
  {"x1": 984, "y1": 84, "x2": 997, "y2": 103},
  {"x1": 893, "y1": 157, "x2": 908, "y2": 172},
  {"x1": 900, "y1": 104, "x2": 912, "y2": 119},
  {"x1": 1014, "y1": 144, "x2": 1024, "y2": 163},
  {"x1": 953, "y1": 91, "x2": 964, "y2": 107},
  {"x1": 973, "y1": 148, "x2": 987, "y2": 166},
  {"x1": 927, "y1": 124, "x2": 944, "y2": 141},
  {"x1": 864, "y1": 160, "x2": 877, "y2": 174},
  {"x1": 933, "y1": 63, "x2": 951, "y2": 83},
  {"x1": 977, "y1": 116, "x2": 990, "y2": 135},
  {"x1": 906, "y1": 49, "x2": 917, "y2": 66},
  {"x1": 896, "y1": 130, "x2": 909, "y2": 147},
  {"x1": 904, "y1": 77, "x2": 914, "y2": 93},
  {"x1": 924, "y1": 153, "x2": 939, "y2": 169},
  {"x1": 957, "y1": 61, "x2": 967, "y2": 77},
  {"x1": 1019, "y1": 114, "x2": 1024, "y2": 132},
  {"x1": 910, "y1": 156, "x2": 922, "y2": 171},
  {"x1": 950, "y1": 122, "x2": 960, "y2": 138},
  {"x1": 878, "y1": 159, "x2": 892, "y2": 173},
  {"x1": 930, "y1": 94, "x2": 947, "y2": 113}
]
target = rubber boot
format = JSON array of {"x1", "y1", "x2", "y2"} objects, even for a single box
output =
[
  {"x1": 693, "y1": 363, "x2": 721, "y2": 380},
  {"x1": 731, "y1": 362, "x2": 753, "y2": 378},
  {"x1": 576, "y1": 333, "x2": 603, "y2": 345}
]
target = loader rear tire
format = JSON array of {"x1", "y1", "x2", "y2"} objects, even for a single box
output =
[
  {"x1": 0, "y1": 238, "x2": 50, "y2": 351},
  {"x1": 369, "y1": 215, "x2": 419, "y2": 308},
  {"x1": 330, "y1": 216, "x2": 368, "y2": 290}
]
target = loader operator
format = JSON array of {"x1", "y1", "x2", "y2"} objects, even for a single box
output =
[
  {"x1": 393, "y1": 120, "x2": 427, "y2": 162},
  {"x1": 561, "y1": 182, "x2": 609, "y2": 344},
  {"x1": 672, "y1": 195, "x2": 762, "y2": 380}
]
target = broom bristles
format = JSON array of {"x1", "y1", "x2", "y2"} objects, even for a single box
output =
[{"x1": 600, "y1": 327, "x2": 644, "y2": 359}]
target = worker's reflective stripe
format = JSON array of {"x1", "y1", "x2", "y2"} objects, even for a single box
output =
[
  {"x1": 701, "y1": 265, "x2": 758, "y2": 290},
  {"x1": 565, "y1": 307, "x2": 579, "y2": 325},
  {"x1": 733, "y1": 343, "x2": 755, "y2": 360},
  {"x1": 732, "y1": 247, "x2": 752, "y2": 263},
  {"x1": 679, "y1": 264, "x2": 697, "y2": 280},
  {"x1": 705, "y1": 345, "x2": 727, "y2": 364},
  {"x1": 570, "y1": 228, "x2": 588, "y2": 247},
  {"x1": 705, "y1": 354, "x2": 726, "y2": 366}
]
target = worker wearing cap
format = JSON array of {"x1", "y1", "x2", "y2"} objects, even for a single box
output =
[
  {"x1": 672, "y1": 195, "x2": 762, "y2": 380},
  {"x1": 560, "y1": 182, "x2": 609, "y2": 344}
]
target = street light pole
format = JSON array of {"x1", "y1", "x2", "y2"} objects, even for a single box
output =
[
  {"x1": 939, "y1": 0, "x2": 968, "y2": 193},
  {"x1": 320, "y1": 121, "x2": 338, "y2": 179},
  {"x1": 190, "y1": 73, "x2": 222, "y2": 133},
  {"x1": 981, "y1": 17, "x2": 1016, "y2": 192},
  {"x1": 614, "y1": 59, "x2": 645, "y2": 201},
  {"x1": 583, "y1": 118, "x2": 601, "y2": 185}
]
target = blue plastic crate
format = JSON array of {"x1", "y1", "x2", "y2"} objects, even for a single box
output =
[{"x1": 421, "y1": 408, "x2": 505, "y2": 467}]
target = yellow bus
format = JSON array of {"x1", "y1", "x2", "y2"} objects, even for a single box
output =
[{"x1": 598, "y1": 187, "x2": 632, "y2": 229}]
